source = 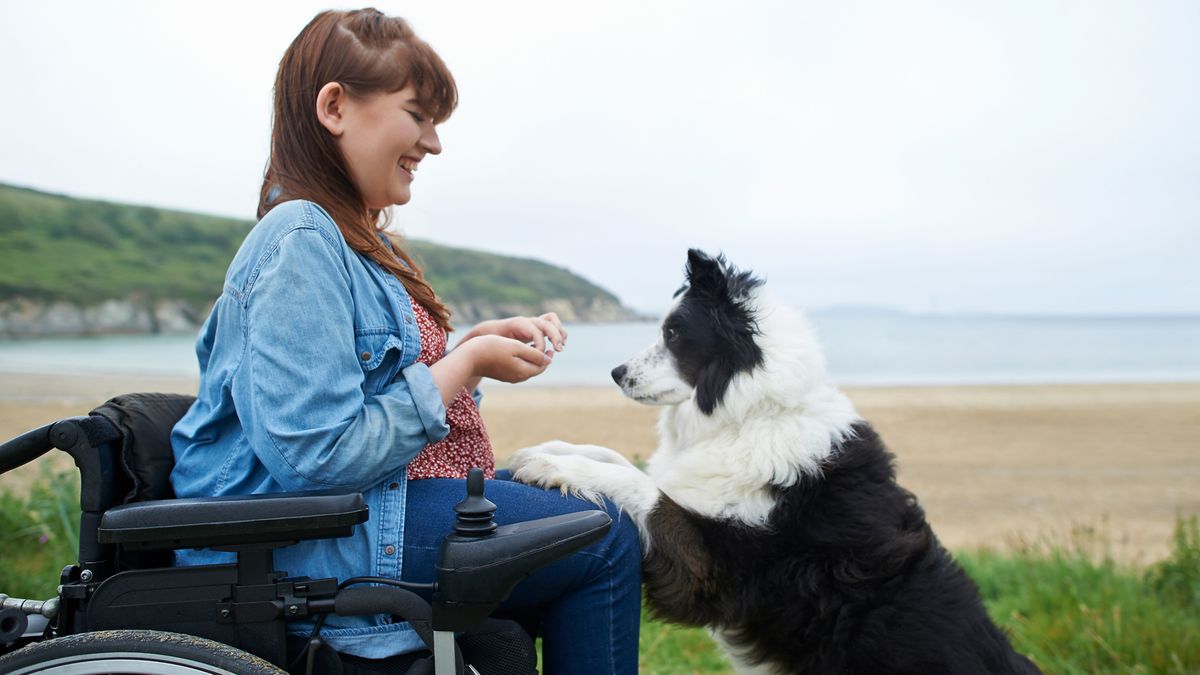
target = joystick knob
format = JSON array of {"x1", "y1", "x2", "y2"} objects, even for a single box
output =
[{"x1": 453, "y1": 468, "x2": 497, "y2": 536}]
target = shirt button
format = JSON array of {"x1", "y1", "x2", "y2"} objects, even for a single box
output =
[
  {"x1": 384, "y1": 545, "x2": 396, "y2": 556},
  {"x1": 389, "y1": 483, "x2": 400, "y2": 490},
  {"x1": 405, "y1": 316, "x2": 414, "y2": 325},
  {"x1": 361, "y1": 351, "x2": 372, "y2": 361}
]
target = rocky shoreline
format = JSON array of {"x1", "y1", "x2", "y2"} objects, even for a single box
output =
[{"x1": 0, "y1": 295, "x2": 644, "y2": 338}]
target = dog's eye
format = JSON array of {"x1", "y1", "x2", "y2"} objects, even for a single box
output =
[{"x1": 663, "y1": 328, "x2": 678, "y2": 342}]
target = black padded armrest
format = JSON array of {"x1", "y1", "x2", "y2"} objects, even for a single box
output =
[
  {"x1": 434, "y1": 510, "x2": 611, "y2": 631},
  {"x1": 98, "y1": 491, "x2": 368, "y2": 551}
]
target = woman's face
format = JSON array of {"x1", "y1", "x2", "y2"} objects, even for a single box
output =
[{"x1": 336, "y1": 85, "x2": 442, "y2": 209}]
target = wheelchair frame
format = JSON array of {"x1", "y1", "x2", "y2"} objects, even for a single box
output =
[{"x1": 0, "y1": 393, "x2": 611, "y2": 674}]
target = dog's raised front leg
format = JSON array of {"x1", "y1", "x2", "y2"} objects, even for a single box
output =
[
  {"x1": 510, "y1": 439, "x2": 639, "y2": 469},
  {"x1": 640, "y1": 495, "x2": 724, "y2": 629},
  {"x1": 510, "y1": 452, "x2": 659, "y2": 535}
]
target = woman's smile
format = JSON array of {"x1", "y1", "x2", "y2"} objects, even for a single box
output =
[{"x1": 398, "y1": 156, "x2": 421, "y2": 179}]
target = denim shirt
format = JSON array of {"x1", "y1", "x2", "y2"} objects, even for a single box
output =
[{"x1": 170, "y1": 199, "x2": 449, "y2": 658}]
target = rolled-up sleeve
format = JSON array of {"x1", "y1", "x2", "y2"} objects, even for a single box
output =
[
  {"x1": 392, "y1": 361, "x2": 451, "y2": 441},
  {"x1": 234, "y1": 225, "x2": 447, "y2": 492}
]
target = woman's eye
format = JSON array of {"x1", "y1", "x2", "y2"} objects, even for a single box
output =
[{"x1": 408, "y1": 110, "x2": 425, "y2": 123}]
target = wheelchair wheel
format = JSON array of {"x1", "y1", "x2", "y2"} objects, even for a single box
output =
[{"x1": 0, "y1": 629, "x2": 286, "y2": 674}]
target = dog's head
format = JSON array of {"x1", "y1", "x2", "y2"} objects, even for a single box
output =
[{"x1": 612, "y1": 249, "x2": 766, "y2": 414}]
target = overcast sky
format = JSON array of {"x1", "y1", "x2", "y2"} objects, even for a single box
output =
[{"x1": 2, "y1": 1, "x2": 1197, "y2": 316}]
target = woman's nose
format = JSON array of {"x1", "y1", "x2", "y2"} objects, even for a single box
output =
[{"x1": 422, "y1": 125, "x2": 442, "y2": 155}]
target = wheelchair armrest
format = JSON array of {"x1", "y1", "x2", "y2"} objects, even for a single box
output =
[
  {"x1": 97, "y1": 491, "x2": 368, "y2": 551},
  {"x1": 433, "y1": 510, "x2": 612, "y2": 631}
]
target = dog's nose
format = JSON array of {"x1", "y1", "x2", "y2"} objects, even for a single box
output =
[{"x1": 611, "y1": 364, "x2": 627, "y2": 384}]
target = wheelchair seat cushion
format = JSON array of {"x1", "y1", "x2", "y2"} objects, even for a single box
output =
[{"x1": 91, "y1": 392, "x2": 196, "y2": 505}]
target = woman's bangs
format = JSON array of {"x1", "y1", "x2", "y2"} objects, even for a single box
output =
[{"x1": 403, "y1": 42, "x2": 457, "y2": 124}]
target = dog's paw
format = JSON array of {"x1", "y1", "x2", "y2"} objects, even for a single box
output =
[
  {"x1": 508, "y1": 451, "x2": 576, "y2": 490},
  {"x1": 512, "y1": 439, "x2": 584, "y2": 458},
  {"x1": 509, "y1": 453, "x2": 609, "y2": 507},
  {"x1": 509, "y1": 440, "x2": 636, "y2": 469},
  {"x1": 571, "y1": 443, "x2": 638, "y2": 468},
  {"x1": 508, "y1": 440, "x2": 575, "y2": 475}
]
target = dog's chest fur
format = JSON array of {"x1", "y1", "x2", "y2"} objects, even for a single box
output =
[{"x1": 645, "y1": 383, "x2": 860, "y2": 528}]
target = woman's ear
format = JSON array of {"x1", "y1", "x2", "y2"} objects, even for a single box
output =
[{"x1": 316, "y1": 82, "x2": 347, "y2": 136}]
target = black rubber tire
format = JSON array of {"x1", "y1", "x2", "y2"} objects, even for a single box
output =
[{"x1": 0, "y1": 629, "x2": 286, "y2": 674}]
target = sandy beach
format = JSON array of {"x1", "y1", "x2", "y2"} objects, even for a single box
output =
[{"x1": 2, "y1": 371, "x2": 1197, "y2": 563}]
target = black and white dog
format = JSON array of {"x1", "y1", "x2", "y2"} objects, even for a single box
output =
[{"x1": 510, "y1": 250, "x2": 1039, "y2": 674}]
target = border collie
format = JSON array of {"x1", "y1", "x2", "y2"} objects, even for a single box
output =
[{"x1": 510, "y1": 249, "x2": 1040, "y2": 674}]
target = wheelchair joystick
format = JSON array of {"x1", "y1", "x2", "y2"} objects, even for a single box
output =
[
  {"x1": 453, "y1": 468, "x2": 497, "y2": 537},
  {"x1": 435, "y1": 466, "x2": 612, "y2": 638}
]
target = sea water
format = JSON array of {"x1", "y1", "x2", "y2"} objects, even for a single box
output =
[{"x1": 0, "y1": 314, "x2": 1197, "y2": 387}]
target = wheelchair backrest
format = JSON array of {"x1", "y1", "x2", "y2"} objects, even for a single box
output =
[
  {"x1": 56, "y1": 393, "x2": 195, "y2": 573},
  {"x1": 89, "y1": 392, "x2": 195, "y2": 505}
]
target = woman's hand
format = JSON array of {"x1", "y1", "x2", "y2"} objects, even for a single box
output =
[
  {"x1": 430, "y1": 334, "x2": 552, "y2": 406},
  {"x1": 462, "y1": 335, "x2": 553, "y2": 383},
  {"x1": 459, "y1": 312, "x2": 568, "y2": 354}
]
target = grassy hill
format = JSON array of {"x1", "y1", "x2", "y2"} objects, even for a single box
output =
[{"x1": 0, "y1": 183, "x2": 632, "y2": 334}]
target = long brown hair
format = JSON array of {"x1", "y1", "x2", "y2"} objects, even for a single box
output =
[{"x1": 259, "y1": 8, "x2": 457, "y2": 330}]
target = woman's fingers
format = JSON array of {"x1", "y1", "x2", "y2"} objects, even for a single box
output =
[
  {"x1": 530, "y1": 317, "x2": 564, "y2": 352},
  {"x1": 516, "y1": 317, "x2": 547, "y2": 352},
  {"x1": 478, "y1": 314, "x2": 567, "y2": 354},
  {"x1": 468, "y1": 335, "x2": 551, "y2": 383},
  {"x1": 539, "y1": 312, "x2": 566, "y2": 347},
  {"x1": 502, "y1": 339, "x2": 552, "y2": 382},
  {"x1": 512, "y1": 339, "x2": 552, "y2": 366}
]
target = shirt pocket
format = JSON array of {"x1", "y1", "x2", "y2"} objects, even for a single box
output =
[{"x1": 354, "y1": 330, "x2": 406, "y2": 395}]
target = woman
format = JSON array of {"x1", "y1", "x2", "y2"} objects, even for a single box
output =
[{"x1": 170, "y1": 9, "x2": 640, "y2": 673}]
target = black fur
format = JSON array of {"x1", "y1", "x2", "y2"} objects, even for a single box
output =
[
  {"x1": 642, "y1": 422, "x2": 1040, "y2": 674},
  {"x1": 668, "y1": 249, "x2": 765, "y2": 414}
]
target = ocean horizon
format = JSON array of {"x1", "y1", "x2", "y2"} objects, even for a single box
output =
[{"x1": 1, "y1": 313, "x2": 1197, "y2": 388}]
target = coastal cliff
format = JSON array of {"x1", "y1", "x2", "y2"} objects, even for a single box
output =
[
  {"x1": 0, "y1": 295, "x2": 636, "y2": 338},
  {"x1": 0, "y1": 184, "x2": 639, "y2": 338}
]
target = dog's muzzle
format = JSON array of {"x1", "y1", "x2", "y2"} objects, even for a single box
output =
[
  {"x1": 611, "y1": 364, "x2": 628, "y2": 385},
  {"x1": 609, "y1": 362, "x2": 628, "y2": 384}
]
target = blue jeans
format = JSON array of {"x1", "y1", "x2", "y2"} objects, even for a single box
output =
[{"x1": 401, "y1": 471, "x2": 642, "y2": 674}]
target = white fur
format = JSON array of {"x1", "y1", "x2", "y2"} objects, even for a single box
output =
[
  {"x1": 512, "y1": 289, "x2": 861, "y2": 529},
  {"x1": 513, "y1": 440, "x2": 639, "y2": 470},
  {"x1": 710, "y1": 630, "x2": 786, "y2": 675},
  {"x1": 615, "y1": 337, "x2": 692, "y2": 405}
]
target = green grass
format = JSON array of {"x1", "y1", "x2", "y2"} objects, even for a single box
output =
[
  {"x1": 2, "y1": 472, "x2": 1197, "y2": 673},
  {"x1": 0, "y1": 464, "x2": 80, "y2": 599},
  {"x1": 958, "y1": 518, "x2": 1200, "y2": 674},
  {"x1": 639, "y1": 606, "x2": 733, "y2": 674}
]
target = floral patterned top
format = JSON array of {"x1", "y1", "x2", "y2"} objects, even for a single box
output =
[{"x1": 405, "y1": 301, "x2": 495, "y2": 479}]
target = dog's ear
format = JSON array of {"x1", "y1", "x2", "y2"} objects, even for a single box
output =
[
  {"x1": 694, "y1": 361, "x2": 735, "y2": 415},
  {"x1": 686, "y1": 249, "x2": 728, "y2": 298}
]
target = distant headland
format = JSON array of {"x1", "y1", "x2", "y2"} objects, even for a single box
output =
[{"x1": 0, "y1": 183, "x2": 642, "y2": 338}]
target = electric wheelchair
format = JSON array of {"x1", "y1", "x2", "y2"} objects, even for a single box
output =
[{"x1": 0, "y1": 392, "x2": 612, "y2": 674}]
